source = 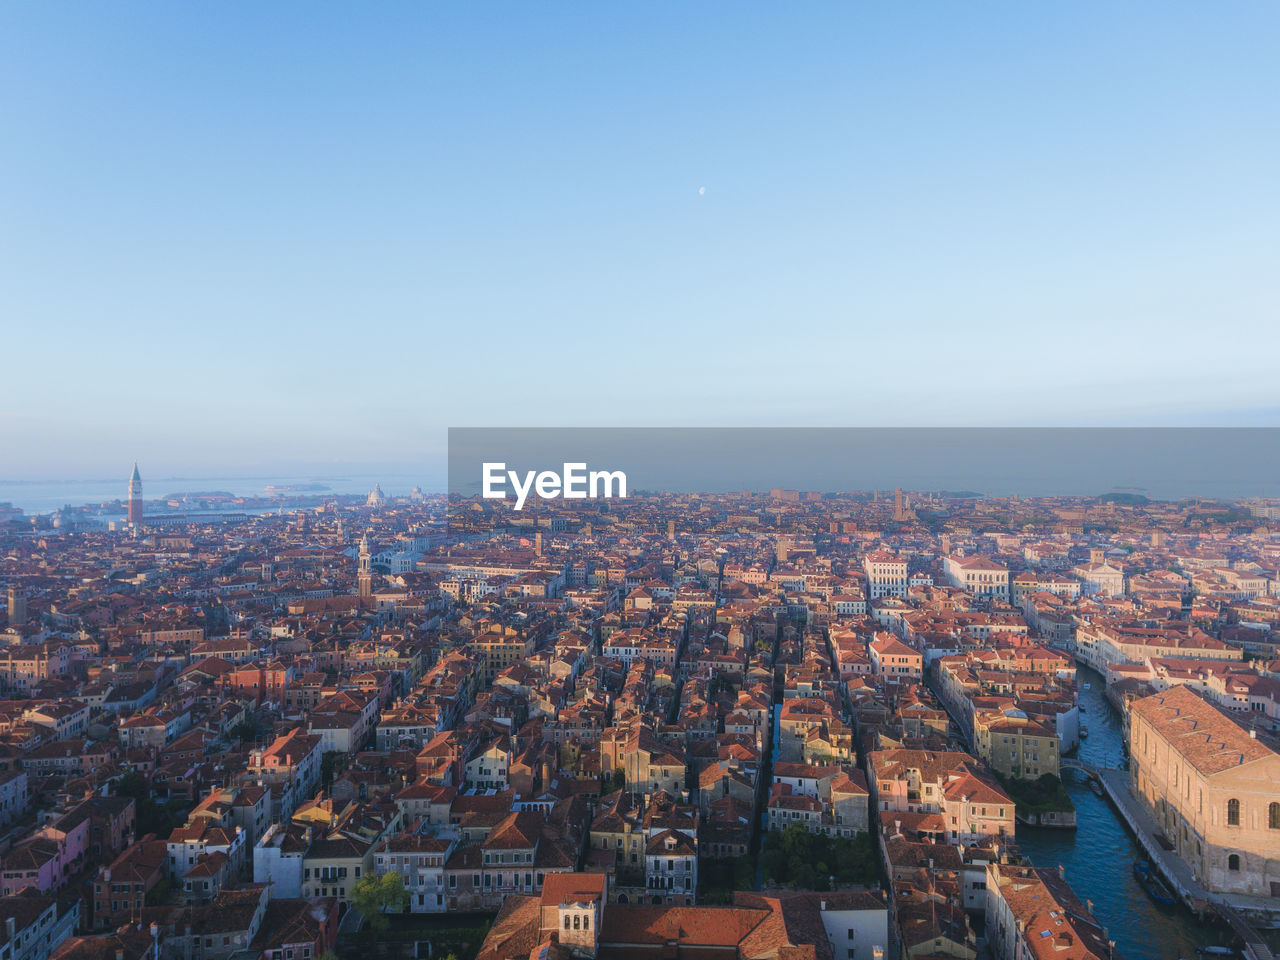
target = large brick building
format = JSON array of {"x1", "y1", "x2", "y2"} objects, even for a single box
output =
[{"x1": 1129, "y1": 685, "x2": 1280, "y2": 897}]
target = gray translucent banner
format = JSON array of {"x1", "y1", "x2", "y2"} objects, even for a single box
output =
[
  {"x1": 449, "y1": 427, "x2": 1277, "y2": 500},
  {"x1": 444, "y1": 427, "x2": 1280, "y2": 535}
]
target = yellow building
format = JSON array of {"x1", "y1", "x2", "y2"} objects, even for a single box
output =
[
  {"x1": 972, "y1": 709, "x2": 1059, "y2": 780},
  {"x1": 1129, "y1": 685, "x2": 1280, "y2": 897},
  {"x1": 471, "y1": 625, "x2": 536, "y2": 683}
]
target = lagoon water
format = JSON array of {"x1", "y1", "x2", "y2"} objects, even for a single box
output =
[{"x1": 0, "y1": 475, "x2": 434, "y2": 516}]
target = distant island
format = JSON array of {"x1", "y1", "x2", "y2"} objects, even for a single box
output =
[
  {"x1": 264, "y1": 483, "x2": 331, "y2": 493},
  {"x1": 1098, "y1": 492, "x2": 1150, "y2": 505}
]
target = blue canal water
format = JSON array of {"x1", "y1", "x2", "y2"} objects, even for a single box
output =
[{"x1": 1015, "y1": 666, "x2": 1237, "y2": 960}]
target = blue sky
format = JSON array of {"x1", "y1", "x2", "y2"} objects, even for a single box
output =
[{"x1": 2, "y1": 2, "x2": 1278, "y2": 478}]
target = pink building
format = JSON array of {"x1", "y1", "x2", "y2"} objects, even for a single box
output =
[{"x1": 1, "y1": 804, "x2": 90, "y2": 895}]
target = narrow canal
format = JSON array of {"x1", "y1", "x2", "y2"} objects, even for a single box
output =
[{"x1": 1016, "y1": 666, "x2": 1236, "y2": 960}]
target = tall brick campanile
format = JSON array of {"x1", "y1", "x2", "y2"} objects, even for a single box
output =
[
  {"x1": 357, "y1": 532, "x2": 372, "y2": 597},
  {"x1": 127, "y1": 461, "x2": 143, "y2": 524}
]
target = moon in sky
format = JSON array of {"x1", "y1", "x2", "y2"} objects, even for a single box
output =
[{"x1": 698, "y1": 186, "x2": 706, "y2": 195}]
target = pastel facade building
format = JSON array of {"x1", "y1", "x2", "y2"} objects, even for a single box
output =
[
  {"x1": 864, "y1": 553, "x2": 908, "y2": 600},
  {"x1": 1129, "y1": 685, "x2": 1280, "y2": 897},
  {"x1": 943, "y1": 555, "x2": 1011, "y2": 602}
]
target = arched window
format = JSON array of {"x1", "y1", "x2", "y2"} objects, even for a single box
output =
[
  {"x1": 1228, "y1": 854, "x2": 1240, "y2": 871},
  {"x1": 573, "y1": 915, "x2": 581, "y2": 931},
  {"x1": 583, "y1": 914, "x2": 590, "y2": 931},
  {"x1": 1270, "y1": 803, "x2": 1280, "y2": 830},
  {"x1": 1227, "y1": 799, "x2": 1241, "y2": 826},
  {"x1": 564, "y1": 916, "x2": 571, "y2": 931}
]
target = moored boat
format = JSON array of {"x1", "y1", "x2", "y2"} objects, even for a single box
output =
[{"x1": 1133, "y1": 860, "x2": 1176, "y2": 905}]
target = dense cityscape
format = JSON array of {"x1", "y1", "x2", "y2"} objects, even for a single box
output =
[{"x1": 1, "y1": 468, "x2": 1279, "y2": 960}]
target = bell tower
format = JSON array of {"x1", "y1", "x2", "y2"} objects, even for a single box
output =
[
  {"x1": 357, "y1": 533, "x2": 372, "y2": 598},
  {"x1": 127, "y1": 462, "x2": 144, "y2": 524}
]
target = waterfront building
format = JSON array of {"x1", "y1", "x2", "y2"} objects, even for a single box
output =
[
  {"x1": 1074, "y1": 619, "x2": 1243, "y2": 674},
  {"x1": 986, "y1": 862, "x2": 1114, "y2": 960},
  {"x1": 1129, "y1": 685, "x2": 1280, "y2": 897},
  {"x1": 972, "y1": 707, "x2": 1060, "y2": 780},
  {"x1": 870, "y1": 749, "x2": 1017, "y2": 844}
]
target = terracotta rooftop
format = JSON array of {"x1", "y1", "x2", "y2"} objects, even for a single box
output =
[{"x1": 1131, "y1": 684, "x2": 1275, "y2": 775}]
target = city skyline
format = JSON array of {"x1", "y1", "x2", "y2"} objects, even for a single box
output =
[
  {"x1": 10, "y1": 421, "x2": 1280, "y2": 518},
  {"x1": 3, "y1": 465, "x2": 1276, "y2": 960}
]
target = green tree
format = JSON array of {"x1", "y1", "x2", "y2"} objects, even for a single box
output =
[
  {"x1": 732, "y1": 855, "x2": 755, "y2": 890},
  {"x1": 146, "y1": 878, "x2": 171, "y2": 906},
  {"x1": 321, "y1": 752, "x2": 344, "y2": 791},
  {"x1": 116, "y1": 770, "x2": 148, "y2": 801},
  {"x1": 115, "y1": 771, "x2": 185, "y2": 839},
  {"x1": 352, "y1": 872, "x2": 409, "y2": 940},
  {"x1": 792, "y1": 861, "x2": 817, "y2": 890},
  {"x1": 760, "y1": 826, "x2": 879, "y2": 889}
]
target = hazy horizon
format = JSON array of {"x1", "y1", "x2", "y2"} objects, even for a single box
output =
[
  {"x1": 15, "y1": 426, "x2": 1273, "y2": 515},
  {"x1": 6, "y1": 407, "x2": 1280, "y2": 482}
]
